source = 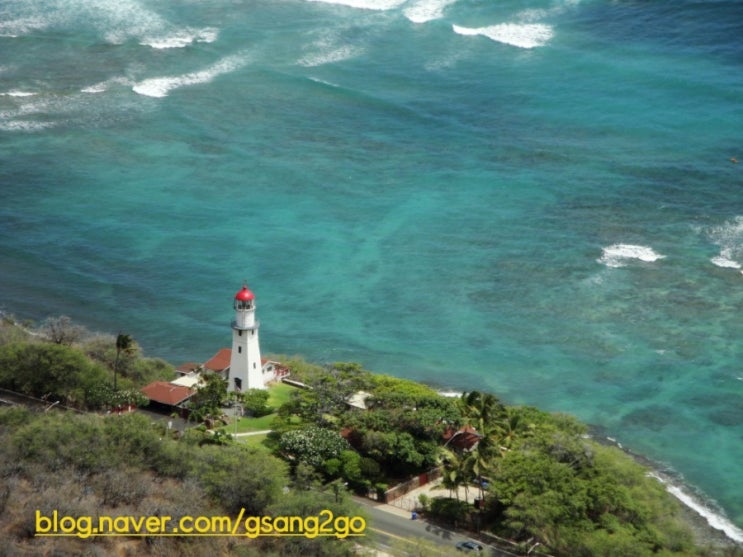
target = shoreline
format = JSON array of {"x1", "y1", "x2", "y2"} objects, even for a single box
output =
[
  {"x1": 439, "y1": 388, "x2": 742, "y2": 548},
  {"x1": 591, "y1": 431, "x2": 742, "y2": 548},
  {"x1": 2, "y1": 311, "x2": 740, "y2": 548}
]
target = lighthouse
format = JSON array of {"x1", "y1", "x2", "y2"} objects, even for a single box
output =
[{"x1": 228, "y1": 284, "x2": 265, "y2": 391}]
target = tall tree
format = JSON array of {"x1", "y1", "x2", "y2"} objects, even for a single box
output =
[{"x1": 439, "y1": 447, "x2": 469, "y2": 501}]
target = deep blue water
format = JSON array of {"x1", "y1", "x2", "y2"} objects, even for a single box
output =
[{"x1": 1, "y1": 0, "x2": 742, "y2": 540}]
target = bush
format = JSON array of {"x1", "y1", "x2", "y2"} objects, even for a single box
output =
[
  {"x1": 279, "y1": 426, "x2": 350, "y2": 468},
  {"x1": 0, "y1": 342, "x2": 107, "y2": 407},
  {"x1": 241, "y1": 388, "x2": 272, "y2": 417},
  {"x1": 429, "y1": 497, "x2": 471, "y2": 526},
  {"x1": 191, "y1": 445, "x2": 287, "y2": 515}
]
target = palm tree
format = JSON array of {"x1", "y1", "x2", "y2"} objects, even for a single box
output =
[
  {"x1": 439, "y1": 447, "x2": 469, "y2": 501},
  {"x1": 459, "y1": 391, "x2": 517, "y2": 501},
  {"x1": 495, "y1": 407, "x2": 525, "y2": 455},
  {"x1": 459, "y1": 391, "x2": 506, "y2": 435},
  {"x1": 113, "y1": 333, "x2": 134, "y2": 391}
]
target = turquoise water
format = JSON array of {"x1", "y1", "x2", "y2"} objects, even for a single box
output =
[{"x1": 2, "y1": 0, "x2": 742, "y2": 539}]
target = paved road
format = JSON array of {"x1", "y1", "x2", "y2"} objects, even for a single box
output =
[{"x1": 355, "y1": 497, "x2": 520, "y2": 557}]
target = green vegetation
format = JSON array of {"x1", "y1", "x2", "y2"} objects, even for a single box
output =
[
  {"x1": 0, "y1": 342, "x2": 107, "y2": 407},
  {"x1": 268, "y1": 358, "x2": 737, "y2": 557},
  {"x1": 0, "y1": 407, "x2": 364, "y2": 557},
  {"x1": 233, "y1": 412, "x2": 276, "y2": 433},
  {"x1": 0, "y1": 316, "x2": 173, "y2": 411},
  {"x1": 0, "y1": 316, "x2": 738, "y2": 556}
]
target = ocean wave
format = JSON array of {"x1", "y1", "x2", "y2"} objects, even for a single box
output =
[
  {"x1": 710, "y1": 252, "x2": 741, "y2": 270},
  {"x1": 452, "y1": 23, "x2": 554, "y2": 49},
  {"x1": 132, "y1": 53, "x2": 250, "y2": 98},
  {"x1": 437, "y1": 389, "x2": 463, "y2": 398},
  {"x1": 78, "y1": 0, "x2": 168, "y2": 45},
  {"x1": 0, "y1": 16, "x2": 48, "y2": 37},
  {"x1": 404, "y1": 0, "x2": 458, "y2": 23},
  {"x1": 1, "y1": 90, "x2": 37, "y2": 97},
  {"x1": 81, "y1": 77, "x2": 132, "y2": 94},
  {"x1": 707, "y1": 217, "x2": 743, "y2": 271},
  {"x1": 298, "y1": 29, "x2": 363, "y2": 67},
  {"x1": 598, "y1": 244, "x2": 666, "y2": 268},
  {"x1": 649, "y1": 473, "x2": 743, "y2": 543},
  {"x1": 141, "y1": 27, "x2": 219, "y2": 49},
  {"x1": 298, "y1": 45, "x2": 360, "y2": 66},
  {"x1": 305, "y1": 0, "x2": 407, "y2": 10},
  {"x1": 0, "y1": 0, "x2": 208, "y2": 48},
  {"x1": 1, "y1": 0, "x2": 167, "y2": 42},
  {"x1": 0, "y1": 119, "x2": 54, "y2": 132}
]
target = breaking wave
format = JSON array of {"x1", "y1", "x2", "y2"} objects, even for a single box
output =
[
  {"x1": 404, "y1": 0, "x2": 458, "y2": 23},
  {"x1": 707, "y1": 217, "x2": 743, "y2": 271},
  {"x1": 452, "y1": 23, "x2": 554, "y2": 49},
  {"x1": 132, "y1": 54, "x2": 250, "y2": 98},
  {"x1": 304, "y1": 0, "x2": 406, "y2": 10},
  {"x1": 598, "y1": 244, "x2": 666, "y2": 268}
]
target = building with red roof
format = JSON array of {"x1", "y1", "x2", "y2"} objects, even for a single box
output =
[
  {"x1": 140, "y1": 284, "x2": 290, "y2": 411},
  {"x1": 140, "y1": 381, "x2": 195, "y2": 413}
]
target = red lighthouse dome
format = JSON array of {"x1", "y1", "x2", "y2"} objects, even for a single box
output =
[{"x1": 235, "y1": 285, "x2": 255, "y2": 302}]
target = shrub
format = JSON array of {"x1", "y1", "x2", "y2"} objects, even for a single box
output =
[
  {"x1": 278, "y1": 426, "x2": 350, "y2": 468},
  {"x1": 0, "y1": 342, "x2": 107, "y2": 407},
  {"x1": 191, "y1": 445, "x2": 287, "y2": 515},
  {"x1": 429, "y1": 497, "x2": 471, "y2": 526}
]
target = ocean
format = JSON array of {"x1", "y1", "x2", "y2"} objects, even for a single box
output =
[{"x1": 1, "y1": 0, "x2": 742, "y2": 542}]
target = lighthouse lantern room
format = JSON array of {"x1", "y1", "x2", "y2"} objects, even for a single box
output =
[{"x1": 228, "y1": 284, "x2": 265, "y2": 391}]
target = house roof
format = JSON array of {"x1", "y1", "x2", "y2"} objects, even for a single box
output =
[
  {"x1": 203, "y1": 348, "x2": 232, "y2": 372},
  {"x1": 141, "y1": 381, "x2": 195, "y2": 406},
  {"x1": 176, "y1": 362, "x2": 200, "y2": 374},
  {"x1": 443, "y1": 425, "x2": 482, "y2": 451}
]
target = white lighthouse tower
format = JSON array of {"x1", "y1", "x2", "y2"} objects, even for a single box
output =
[{"x1": 228, "y1": 284, "x2": 265, "y2": 391}]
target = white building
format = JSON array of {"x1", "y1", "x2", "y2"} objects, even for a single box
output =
[
  {"x1": 163, "y1": 284, "x2": 287, "y2": 396},
  {"x1": 228, "y1": 284, "x2": 265, "y2": 391}
]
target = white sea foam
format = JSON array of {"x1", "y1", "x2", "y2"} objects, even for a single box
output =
[
  {"x1": 710, "y1": 252, "x2": 741, "y2": 269},
  {"x1": 648, "y1": 473, "x2": 743, "y2": 543},
  {"x1": 2, "y1": 91, "x2": 36, "y2": 97},
  {"x1": 298, "y1": 28, "x2": 363, "y2": 67},
  {"x1": 437, "y1": 390, "x2": 463, "y2": 398},
  {"x1": 132, "y1": 53, "x2": 250, "y2": 98},
  {"x1": 141, "y1": 27, "x2": 219, "y2": 49},
  {"x1": 81, "y1": 76, "x2": 132, "y2": 94},
  {"x1": 299, "y1": 44, "x2": 360, "y2": 67},
  {"x1": 515, "y1": 8, "x2": 551, "y2": 22},
  {"x1": 1, "y1": 0, "x2": 209, "y2": 48},
  {"x1": 305, "y1": 0, "x2": 406, "y2": 10},
  {"x1": 707, "y1": 217, "x2": 743, "y2": 271},
  {"x1": 307, "y1": 77, "x2": 340, "y2": 88},
  {"x1": 598, "y1": 244, "x2": 666, "y2": 268},
  {"x1": 404, "y1": 0, "x2": 458, "y2": 23},
  {"x1": 81, "y1": 85, "x2": 107, "y2": 94},
  {"x1": 2, "y1": 0, "x2": 168, "y2": 42},
  {"x1": 452, "y1": 23, "x2": 554, "y2": 49},
  {"x1": 0, "y1": 16, "x2": 48, "y2": 37},
  {"x1": 0, "y1": 119, "x2": 54, "y2": 132}
]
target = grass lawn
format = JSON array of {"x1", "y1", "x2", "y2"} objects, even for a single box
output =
[
  {"x1": 233, "y1": 413, "x2": 274, "y2": 432},
  {"x1": 219, "y1": 382, "x2": 299, "y2": 434},
  {"x1": 267, "y1": 382, "x2": 294, "y2": 408},
  {"x1": 237, "y1": 433, "x2": 270, "y2": 450}
]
